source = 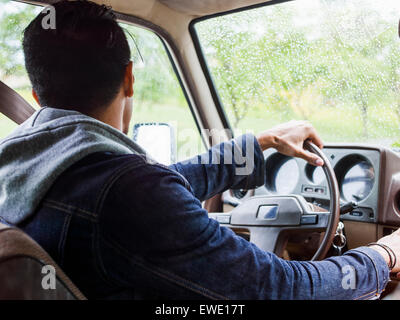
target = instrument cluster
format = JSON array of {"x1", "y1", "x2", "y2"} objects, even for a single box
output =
[
  {"x1": 230, "y1": 146, "x2": 381, "y2": 223},
  {"x1": 265, "y1": 152, "x2": 375, "y2": 203}
]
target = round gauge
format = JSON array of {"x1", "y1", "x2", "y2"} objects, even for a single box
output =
[
  {"x1": 275, "y1": 159, "x2": 299, "y2": 193},
  {"x1": 265, "y1": 153, "x2": 299, "y2": 194},
  {"x1": 312, "y1": 166, "x2": 325, "y2": 185},
  {"x1": 305, "y1": 164, "x2": 325, "y2": 185},
  {"x1": 335, "y1": 155, "x2": 375, "y2": 203},
  {"x1": 342, "y1": 161, "x2": 375, "y2": 202}
]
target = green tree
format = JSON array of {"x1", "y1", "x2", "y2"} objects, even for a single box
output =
[{"x1": 0, "y1": 4, "x2": 38, "y2": 80}]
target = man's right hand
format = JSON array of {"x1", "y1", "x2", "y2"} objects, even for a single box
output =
[
  {"x1": 369, "y1": 229, "x2": 400, "y2": 274},
  {"x1": 256, "y1": 120, "x2": 325, "y2": 166}
]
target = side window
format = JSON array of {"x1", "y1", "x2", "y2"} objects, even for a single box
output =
[
  {"x1": 0, "y1": 3, "x2": 205, "y2": 161},
  {"x1": 0, "y1": 2, "x2": 41, "y2": 138},
  {"x1": 120, "y1": 23, "x2": 205, "y2": 160}
]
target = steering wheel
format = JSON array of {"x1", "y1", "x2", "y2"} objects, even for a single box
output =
[{"x1": 210, "y1": 141, "x2": 340, "y2": 261}]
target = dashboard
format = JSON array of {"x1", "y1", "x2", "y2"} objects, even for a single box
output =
[{"x1": 225, "y1": 145, "x2": 400, "y2": 226}]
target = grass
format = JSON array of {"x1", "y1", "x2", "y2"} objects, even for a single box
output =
[
  {"x1": 233, "y1": 103, "x2": 400, "y2": 147},
  {"x1": 1, "y1": 88, "x2": 399, "y2": 157}
]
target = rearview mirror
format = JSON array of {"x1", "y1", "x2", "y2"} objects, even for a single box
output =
[{"x1": 133, "y1": 122, "x2": 176, "y2": 165}]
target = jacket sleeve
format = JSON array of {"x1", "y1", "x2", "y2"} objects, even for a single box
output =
[
  {"x1": 169, "y1": 133, "x2": 265, "y2": 202},
  {"x1": 99, "y1": 160, "x2": 389, "y2": 300}
]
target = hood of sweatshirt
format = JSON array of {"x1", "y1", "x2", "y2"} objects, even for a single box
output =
[{"x1": 0, "y1": 107, "x2": 149, "y2": 224}]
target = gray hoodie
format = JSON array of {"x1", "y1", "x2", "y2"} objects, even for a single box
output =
[{"x1": 0, "y1": 107, "x2": 149, "y2": 224}]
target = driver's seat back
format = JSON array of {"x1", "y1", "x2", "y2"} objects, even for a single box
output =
[{"x1": 0, "y1": 222, "x2": 86, "y2": 299}]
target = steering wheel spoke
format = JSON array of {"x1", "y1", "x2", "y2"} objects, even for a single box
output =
[
  {"x1": 247, "y1": 212, "x2": 329, "y2": 256},
  {"x1": 210, "y1": 141, "x2": 340, "y2": 261},
  {"x1": 210, "y1": 203, "x2": 331, "y2": 257}
]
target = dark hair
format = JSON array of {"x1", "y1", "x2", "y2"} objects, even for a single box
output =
[{"x1": 23, "y1": 0, "x2": 131, "y2": 112}]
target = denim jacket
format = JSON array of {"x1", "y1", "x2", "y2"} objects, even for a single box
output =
[{"x1": 17, "y1": 133, "x2": 389, "y2": 300}]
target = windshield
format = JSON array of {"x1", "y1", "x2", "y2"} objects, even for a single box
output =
[{"x1": 195, "y1": 0, "x2": 400, "y2": 147}]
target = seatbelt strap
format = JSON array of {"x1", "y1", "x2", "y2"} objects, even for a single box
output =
[{"x1": 0, "y1": 81, "x2": 35, "y2": 124}]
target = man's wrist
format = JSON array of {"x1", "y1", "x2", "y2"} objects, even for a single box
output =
[
  {"x1": 368, "y1": 244, "x2": 391, "y2": 268},
  {"x1": 256, "y1": 132, "x2": 279, "y2": 151}
]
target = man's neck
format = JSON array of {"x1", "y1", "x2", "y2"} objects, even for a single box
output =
[{"x1": 86, "y1": 99, "x2": 124, "y2": 132}]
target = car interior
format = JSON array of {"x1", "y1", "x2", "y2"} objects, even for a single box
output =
[{"x1": 1, "y1": 0, "x2": 400, "y2": 299}]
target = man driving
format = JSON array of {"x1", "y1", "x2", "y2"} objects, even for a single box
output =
[{"x1": 0, "y1": 0, "x2": 399, "y2": 299}]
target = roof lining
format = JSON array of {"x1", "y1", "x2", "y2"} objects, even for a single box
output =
[{"x1": 17, "y1": 0, "x2": 273, "y2": 18}]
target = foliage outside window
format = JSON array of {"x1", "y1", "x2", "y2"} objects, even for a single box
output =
[{"x1": 196, "y1": 0, "x2": 400, "y2": 146}]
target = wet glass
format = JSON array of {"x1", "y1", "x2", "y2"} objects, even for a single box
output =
[{"x1": 195, "y1": 0, "x2": 400, "y2": 147}]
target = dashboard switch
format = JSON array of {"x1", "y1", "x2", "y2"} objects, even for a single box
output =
[
  {"x1": 300, "y1": 215, "x2": 318, "y2": 225},
  {"x1": 350, "y1": 211, "x2": 363, "y2": 217},
  {"x1": 216, "y1": 215, "x2": 231, "y2": 224}
]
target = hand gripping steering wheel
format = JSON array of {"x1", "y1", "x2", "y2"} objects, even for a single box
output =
[{"x1": 210, "y1": 141, "x2": 340, "y2": 261}]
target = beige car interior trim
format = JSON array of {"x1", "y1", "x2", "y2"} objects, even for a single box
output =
[{"x1": 343, "y1": 221, "x2": 378, "y2": 249}]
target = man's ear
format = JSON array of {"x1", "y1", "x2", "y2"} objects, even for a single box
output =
[
  {"x1": 124, "y1": 61, "x2": 134, "y2": 98},
  {"x1": 32, "y1": 89, "x2": 41, "y2": 106}
]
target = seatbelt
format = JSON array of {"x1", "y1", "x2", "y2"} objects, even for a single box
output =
[{"x1": 0, "y1": 81, "x2": 35, "y2": 125}]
